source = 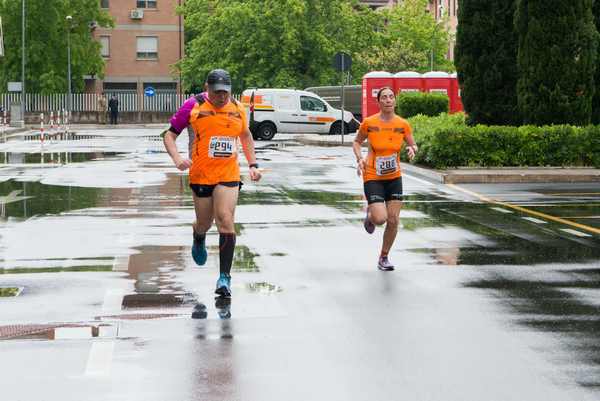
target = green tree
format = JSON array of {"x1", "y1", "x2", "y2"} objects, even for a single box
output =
[
  {"x1": 357, "y1": 0, "x2": 452, "y2": 73},
  {"x1": 0, "y1": 0, "x2": 113, "y2": 94},
  {"x1": 516, "y1": 0, "x2": 598, "y2": 125},
  {"x1": 179, "y1": 0, "x2": 381, "y2": 92},
  {"x1": 455, "y1": 0, "x2": 520, "y2": 126},
  {"x1": 592, "y1": 0, "x2": 600, "y2": 123}
]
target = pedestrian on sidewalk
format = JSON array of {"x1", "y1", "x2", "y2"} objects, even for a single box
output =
[
  {"x1": 108, "y1": 95, "x2": 119, "y2": 125},
  {"x1": 97, "y1": 93, "x2": 107, "y2": 124},
  {"x1": 352, "y1": 86, "x2": 418, "y2": 271},
  {"x1": 163, "y1": 69, "x2": 262, "y2": 297}
]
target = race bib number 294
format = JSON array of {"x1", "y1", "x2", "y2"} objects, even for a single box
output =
[{"x1": 209, "y1": 136, "x2": 235, "y2": 158}]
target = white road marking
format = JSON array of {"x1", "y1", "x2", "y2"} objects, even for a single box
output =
[
  {"x1": 522, "y1": 217, "x2": 547, "y2": 224},
  {"x1": 491, "y1": 207, "x2": 513, "y2": 214},
  {"x1": 84, "y1": 341, "x2": 115, "y2": 376},
  {"x1": 403, "y1": 172, "x2": 435, "y2": 187},
  {"x1": 560, "y1": 228, "x2": 592, "y2": 238},
  {"x1": 102, "y1": 289, "x2": 125, "y2": 314}
]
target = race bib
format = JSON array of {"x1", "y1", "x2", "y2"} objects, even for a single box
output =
[
  {"x1": 209, "y1": 136, "x2": 236, "y2": 158},
  {"x1": 376, "y1": 155, "x2": 398, "y2": 176}
]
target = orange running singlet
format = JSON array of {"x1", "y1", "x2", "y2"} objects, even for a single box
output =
[
  {"x1": 188, "y1": 99, "x2": 248, "y2": 185},
  {"x1": 359, "y1": 113, "x2": 412, "y2": 182}
]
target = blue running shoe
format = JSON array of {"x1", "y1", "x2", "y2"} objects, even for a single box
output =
[
  {"x1": 191, "y1": 231, "x2": 207, "y2": 266},
  {"x1": 215, "y1": 273, "x2": 232, "y2": 298}
]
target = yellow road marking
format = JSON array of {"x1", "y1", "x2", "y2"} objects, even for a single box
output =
[{"x1": 448, "y1": 184, "x2": 600, "y2": 235}]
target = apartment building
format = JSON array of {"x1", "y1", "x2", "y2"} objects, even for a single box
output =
[
  {"x1": 428, "y1": 0, "x2": 458, "y2": 59},
  {"x1": 90, "y1": 0, "x2": 184, "y2": 95}
]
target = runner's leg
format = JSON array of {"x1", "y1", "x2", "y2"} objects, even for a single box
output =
[
  {"x1": 191, "y1": 192, "x2": 214, "y2": 265},
  {"x1": 381, "y1": 200, "x2": 402, "y2": 257},
  {"x1": 213, "y1": 184, "x2": 239, "y2": 296}
]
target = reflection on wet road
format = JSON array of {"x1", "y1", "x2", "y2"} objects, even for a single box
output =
[{"x1": 0, "y1": 129, "x2": 599, "y2": 401}]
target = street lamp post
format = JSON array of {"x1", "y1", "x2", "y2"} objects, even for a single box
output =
[{"x1": 66, "y1": 15, "x2": 72, "y2": 114}]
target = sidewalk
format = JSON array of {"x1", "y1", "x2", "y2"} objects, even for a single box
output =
[{"x1": 293, "y1": 133, "x2": 600, "y2": 184}]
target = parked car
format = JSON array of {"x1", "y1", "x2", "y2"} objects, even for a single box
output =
[{"x1": 240, "y1": 88, "x2": 359, "y2": 140}]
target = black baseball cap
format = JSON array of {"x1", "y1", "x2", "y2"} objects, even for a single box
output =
[{"x1": 206, "y1": 69, "x2": 232, "y2": 93}]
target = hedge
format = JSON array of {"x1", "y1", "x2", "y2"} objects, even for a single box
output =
[
  {"x1": 403, "y1": 113, "x2": 600, "y2": 169},
  {"x1": 396, "y1": 92, "x2": 449, "y2": 118}
]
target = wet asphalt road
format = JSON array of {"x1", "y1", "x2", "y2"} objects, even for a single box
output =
[{"x1": 1, "y1": 128, "x2": 600, "y2": 401}]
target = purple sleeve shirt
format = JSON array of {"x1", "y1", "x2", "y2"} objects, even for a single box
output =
[{"x1": 168, "y1": 92, "x2": 207, "y2": 135}]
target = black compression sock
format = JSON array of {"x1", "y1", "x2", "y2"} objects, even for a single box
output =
[
  {"x1": 193, "y1": 230, "x2": 206, "y2": 245},
  {"x1": 219, "y1": 233, "x2": 236, "y2": 275}
]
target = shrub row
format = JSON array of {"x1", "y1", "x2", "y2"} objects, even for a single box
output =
[
  {"x1": 396, "y1": 92, "x2": 449, "y2": 118},
  {"x1": 404, "y1": 113, "x2": 600, "y2": 169}
]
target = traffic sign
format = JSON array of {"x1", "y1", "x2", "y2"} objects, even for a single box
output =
[
  {"x1": 333, "y1": 52, "x2": 352, "y2": 72},
  {"x1": 144, "y1": 86, "x2": 156, "y2": 97}
]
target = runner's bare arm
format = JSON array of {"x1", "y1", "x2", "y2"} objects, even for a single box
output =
[
  {"x1": 163, "y1": 130, "x2": 192, "y2": 171},
  {"x1": 239, "y1": 128, "x2": 261, "y2": 181},
  {"x1": 353, "y1": 130, "x2": 368, "y2": 176},
  {"x1": 404, "y1": 128, "x2": 418, "y2": 161}
]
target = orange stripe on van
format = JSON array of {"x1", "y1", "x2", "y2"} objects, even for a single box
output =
[{"x1": 309, "y1": 117, "x2": 336, "y2": 123}]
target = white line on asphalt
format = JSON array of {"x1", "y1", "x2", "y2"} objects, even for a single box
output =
[
  {"x1": 402, "y1": 172, "x2": 435, "y2": 187},
  {"x1": 491, "y1": 207, "x2": 513, "y2": 214},
  {"x1": 102, "y1": 289, "x2": 125, "y2": 314},
  {"x1": 522, "y1": 217, "x2": 547, "y2": 224},
  {"x1": 560, "y1": 228, "x2": 592, "y2": 238},
  {"x1": 84, "y1": 341, "x2": 115, "y2": 376}
]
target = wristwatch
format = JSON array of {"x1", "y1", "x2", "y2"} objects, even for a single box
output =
[{"x1": 249, "y1": 163, "x2": 259, "y2": 169}]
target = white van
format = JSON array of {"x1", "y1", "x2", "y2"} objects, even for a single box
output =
[{"x1": 240, "y1": 88, "x2": 359, "y2": 140}]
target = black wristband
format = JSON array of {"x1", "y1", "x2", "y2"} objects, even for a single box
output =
[{"x1": 249, "y1": 163, "x2": 259, "y2": 169}]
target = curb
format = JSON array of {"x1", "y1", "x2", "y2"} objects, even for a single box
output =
[{"x1": 293, "y1": 137, "x2": 600, "y2": 184}]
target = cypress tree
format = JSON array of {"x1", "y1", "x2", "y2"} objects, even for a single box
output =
[
  {"x1": 592, "y1": 0, "x2": 600, "y2": 124},
  {"x1": 516, "y1": 0, "x2": 598, "y2": 126},
  {"x1": 455, "y1": 0, "x2": 520, "y2": 126}
]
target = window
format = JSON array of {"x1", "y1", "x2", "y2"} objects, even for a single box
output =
[
  {"x1": 136, "y1": 0, "x2": 157, "y2": 8},
  {"x1": 100, "y1": 36, "x2": 110, "y2": 58},
  {"x1": 136, "y1": 36, "x2": 158, "y2": 60},
  {"x1": 100, "y1": 0, "x2": 109, "y2": 8},
  {"x1": 300, "y1": 96, "x2": 326, "y2": 112}
]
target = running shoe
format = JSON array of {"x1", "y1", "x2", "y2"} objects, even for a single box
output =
[
  {"x1": 191, "y1": 302, "x2": 207, "y2": 319},
  {"x1": 191, "y1": 231, "x2": 207, "y2": 266},
  {"x1": 363, "y1": 214, "x2": 375, "y2": 234},
  {"x1": 377, "y1": 255, "x2": 395, "y2": 271},
  {"x1": 215, "y1": 297, "x2": 232, "y2": 320},
  {"x1": 215, "y1": 273, "x2": 232, "y2": 297}
]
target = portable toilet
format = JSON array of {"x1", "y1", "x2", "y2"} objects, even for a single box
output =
[
  {"x1": 422, "y1": 71, "x2": 452, "y2": 112},
  {"x1": 449, "y1": 72, "x2": 464, "y2": 113},
  {"x1": 362, "y1": 71, "x2": 395, "y2": 119},
  {"x1": 393, "y1": 71, "x2": 423, "y2": 95}
]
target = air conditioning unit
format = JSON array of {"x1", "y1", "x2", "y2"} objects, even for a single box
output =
[{"x1": 130, "y1": 9, "x2": 144, "y2": 19}]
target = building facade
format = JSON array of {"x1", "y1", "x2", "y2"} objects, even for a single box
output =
[
  {"x1": 427, "y1": 0, "x2": 458, "y2": 60},
  {"x1": 90, "y1": 0, "x2": 184, "y2": 95}
]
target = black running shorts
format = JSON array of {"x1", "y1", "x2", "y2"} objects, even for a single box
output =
[
  {"x1": 363, "y1": 177, "x2": 403, "y2": 204},
  {"x1": 190, "y1": 181, "x2": 242, "y2": 198}
]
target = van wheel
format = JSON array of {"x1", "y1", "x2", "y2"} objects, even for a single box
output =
[
  {"x1": 257, "y1": 122, "x2": 276, "y2": 140},
  {"x1": 329, "y1": 121, "x2": 349, "y2": 135}
]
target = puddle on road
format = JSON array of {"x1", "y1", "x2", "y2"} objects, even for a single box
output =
[
  {"x1": 0, "y1": 179, "x2": 108, "y2": 219},
  {"x1": 464, "y1": 269, "x2": 600, "y2": 388},
  {"x1": 206, "y1": 245, "x2": 259, "y2": 273},
  {"x1": 0, "y1": 265, "x2": 112, "y2": 275},
  {"x1": 0, "y1": 287, "x2": 22, "y2": 297},
  {"x1": 246, "y1": 282, "x2": 282, "y2": 294},
  {"x1": 0, "y1": 323, "x2": 109, "y2": 340},
  {"x1": 0, "y1": 152, "x2": 122, "y2": 165}
]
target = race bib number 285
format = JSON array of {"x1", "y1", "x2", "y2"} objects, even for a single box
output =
[
  {"x1": 209, "y1": 136, "x2": 235, "y2": 158},
  {"x1": 376, "y1": 155, "x2": 398, "y2": 176}
]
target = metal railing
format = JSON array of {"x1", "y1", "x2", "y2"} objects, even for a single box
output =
[{"x1": 0, "y1": 92, "x2": 241, "y2": 113}]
